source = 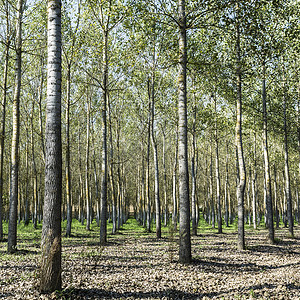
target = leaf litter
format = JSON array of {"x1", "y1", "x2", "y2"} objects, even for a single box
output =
[{"x1": 0, "y1": 224, "x2": 299, "y2": 299}]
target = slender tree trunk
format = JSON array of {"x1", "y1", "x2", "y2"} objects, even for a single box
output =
[
  {"x1": 146, "y1": 94, "x2": 151, "y2": 233},
  {"x1": 38, "y1": 69, "x2": 46, "y2": 161},
  {"x1": 262, "y1": 63, "x2": 274, "y2": 243},
  {"x1": 252, "y1": 132, "x2": 257, "y2": 229},
  {"x1": 161, "y1": 126, "x2": 168, "y2": 227},
  {"x1": 0, "y1": 14, "x2": 10, "y2": 239},
  {"x1": 283, "y1": 85, "x2": 293, "y2": 237},
  {"x1": 65, "y1": 64, "x2": 72, "y2": 237},
  {"x1": 116, "y1": 121, "x2": 122, "y2": 230},
  {"x1": 92, "y1": 149, "x2": 100, "y2": 227},
  {"x1": 247, "y1": 166, "x2": 251, "y2": 226},
  {"x1": 31, "y1": 103, "x2": 39, "y2": 230},
  {"x1": 224, "y1": 142, "x2": 229, "y2": 227},
  {"x1": 235, "y1": 12, "x2": 246, "y2": 250},
  {"x1": 205, "y1": 158, "x2": 210, "y2": 224},
  {"x1": 24, "y1": 130, "x2": 29, "y2": 226},
  {"x1": 172, "y1": 130, "x2": 178, "y2": 231},
  {"x1": 100, "y1": 30, "x2": 108, "y2": 245},
  {"x1": 209, "y1": 146, "x2": 215, "y2": 228},
  {"x1": 108, "y1": 97, "x2": 117, "y2": 234},
  {"x1": 149, "y1": 73, "x2": 161, "y2": 238},
  {"x1": 8, "y1": 0, "x2": 22, "y2": 253},
  {"x1": 85, "y1": 97, "x2": 91, "y2": 231},
  {"x1": 78, "y1": 132, "x2": 84, "y2": 224},
  {"x1": 178, "y1": 0, "x2": 191, "y2": 263},
  {"x1": 141, "y1": 143, "x2": 146, "y2": 227},
  {"x1": 191, "y1": 102, "x2": 197, "y2": 236},
  {"x1": 40, "y1": 0, "x2": 62, "y2": 292},
  {"x1": 152, "y1": 140, "x2": 161, "y2": 238},
  {"x1": 273, "y1": 165, "x2": 279, "y2": 229},
  {"x1": 297, "y1": 89, "x2": 300, "y2": 224},
  {"x1": 214, "y1": 94, "x2": 222, "y2": 234}
]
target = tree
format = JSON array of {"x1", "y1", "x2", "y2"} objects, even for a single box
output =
[
  {"x1": 63, "y1": 0, "x2": 81, "y2": 237},
  {"x1": 40, "y1": 0, "x2": 62, "y2": 292},
  {"x1": 235, "y1": 4, "x2": 246, "y2": 251},
  {"x1": 0, "y1": 0, "x2": 12, "y2": 241},
  {"x1": 7, "y1": 0, "x2": 23, "y2": 254},
  {"x1": 178, "y1": 0, "x2": 191, "y2": 263}
]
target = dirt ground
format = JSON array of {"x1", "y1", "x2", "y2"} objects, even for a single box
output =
[{"x1": 0, "y1": 223, "x2": 299, "y2": 299}]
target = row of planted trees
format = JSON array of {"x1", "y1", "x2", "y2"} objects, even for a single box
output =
[{"x1": 0, "y1": 0, "x2": 300, "y2": 292}]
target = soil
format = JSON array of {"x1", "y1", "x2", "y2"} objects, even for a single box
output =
[{"x1": 0, "y1": 224, "x2": 299, "y2": 299}]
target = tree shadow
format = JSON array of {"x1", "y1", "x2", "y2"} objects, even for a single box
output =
[
  {"x1": 0, "y1": 248, "x2": 38, "y2": 256},
  {"x1": 249, "y1": 244, "x2": 300, "y2": 255},
  {"x1": 59, "y1": 287, "x2": 212, "y2": 299},
  {"x1": 58, "y1": 281, "x2": 300, "y2": 299}
]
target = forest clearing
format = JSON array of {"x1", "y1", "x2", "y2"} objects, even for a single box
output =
[{"x1": 0, "y1": 218, "x2": 299, "y2": 299}]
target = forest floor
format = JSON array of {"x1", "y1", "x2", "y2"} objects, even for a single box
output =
[{"x1": 0, "y1": 219, "x2": 299, "y2": 299}]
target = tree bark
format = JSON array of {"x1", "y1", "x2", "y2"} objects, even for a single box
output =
[
  {"x1": 108, "y1": 96, "x2": 117, "y2": 234},
  {"x1": 65, "y1": 64, "x2": 72, "y2": 237},
  {"x1": 100, "y1": 30, "x2": 108, "y2": 245},
  {"x1": 161, "y1": 126, "x2": 168, "y2": 227},
  {"x1": 172, "y1": 129, "x2": 178, "y2": 231},
  {"x1": 191, "y1": 100, "x2": 197, "y2": 236},
  {"x1": 252, "y1": 132, "x2": 257, "y2": 229},
  {"x1": 8, "y1": 0, "x2": 23, "y2": 253},
  {"x1": 0, "y1": 5, "x2": 10, "y2": 240},
  {"x1": 214, "y1": 94, "x2": 222, "y2": 234},
  {"x1": 85, "y1": 96, "x2": 91, "y2": 231},
  {"x1": 224, "y1": 142, "x2": 229, "y2": 227},
  {"x1": 283, "y1": 84, "x2": 293, "y2": 237},
  {"x1": 262, "y1": 63, "x2": 274, "y2": 243},
  {"x1": 178, "y1": 0, "x2": 191, "y2": 263},
  {"x1": 149, "y1": 73, "x2": 161, "y2": 238},
  {"x1": 40, "y1": 0, "x2": 62, "y2": 292},
  {"x1": 235, "y1": 11, "x2": 246, "y2": 250}
]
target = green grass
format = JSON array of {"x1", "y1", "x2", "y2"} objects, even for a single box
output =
[{"x1": 1, "y1": 214, "x2": 298, "y2": 248}]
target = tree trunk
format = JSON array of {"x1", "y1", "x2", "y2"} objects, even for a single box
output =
[
  {"x1": 191, "y1": 102, "x2": 197, "y2": 236},
  {"x1": 214, "y1": 94, "x2": 222, "y2": 234},
  {"x1": 146, "y1": 93, "x2": 151, "y2": 233},
  {"x1": 283, "y1": 85, "x2": 293, "y2": 237},
  {"x1": 178, "y1": 0, "x2": 191, "y2": 263},
  {"x1": 0, "y1": 21, "x2": 10, "y2": 240},
  {"x1": 24, "y1": 129, "x2": 29, "y2": 226},
  {"x1": 273, "y1": 165, "x2": 280, "y2": 229},
  {"x1": 209, "y1": 146, "x2": 215, "y2": 228},
  {"x1": 8, "y1": 0, "x2": 23, "y2": 253},
  {"x1": 162, "y1": 127, "x2": 168, "y2": 227},
  {"x1": 235, "y1": 12, "x2": 246, "y2": 250},
  {"x1": 30, "y1": 103, "x2": 39, "y2": 230},
  {"x1": 297, "y1": 88, "x2": 300, "y2": 224},
  {"x1": 262, "y1": 63, "x2": 274, "y2": 243},
  {"x1": 252, "y1": 132, "x2": 257, "y2": 229},
  {"x1": 108, "y1": 97, "x2": 117, "y2": 234},
  {"x1": 65, "y1": 64, "x2": 72, "y2": 237},
  {"x1": 149, "y1": 71, "x2": 161, "y2": 238},
  {"x1": 85, "y1": 97, "x2": 91, "y2": 231},
  {"x1": 172, "y1": 130, "x2": 178, "y2": 231},
  {"x1": 100, "y1": 30, "x2": 108, "y2": 245},
  {"x1": 40, "y1": 0, "x2": 62, "y2": 292},
  {"x1": 224, "y1": 142, "x2": 229, "y2": 227},
  {"x1": 78, "y1": 132, "x2": 84, "y2": 224},
  {"x1": 116, "y1": 121, "x2": 122, "y2": 230}
]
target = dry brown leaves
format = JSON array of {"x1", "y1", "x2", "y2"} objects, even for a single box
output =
[{"x1": 0, "y1": 225, "x2": 299, "y2": 299}]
